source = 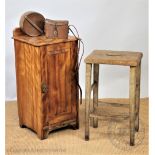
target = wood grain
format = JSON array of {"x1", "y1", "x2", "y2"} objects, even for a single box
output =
[{"x1": 14, "y1": 41, "x2": 43, "y2": 136}]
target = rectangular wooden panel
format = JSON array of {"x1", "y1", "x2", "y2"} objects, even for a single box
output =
[
  {"x1": 47, "y1": 49, "x2": 71, "y2": 115},
  {"x1": 14, "y1": 41, "x2": 42, "y2": 133},
  {"x1": 46, "y1": 42, "x2": 78, "y2": 124}
]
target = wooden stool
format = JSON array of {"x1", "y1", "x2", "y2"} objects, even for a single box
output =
[{"x1": 84, "y1": 50, "x2": 143, "y2": 146}]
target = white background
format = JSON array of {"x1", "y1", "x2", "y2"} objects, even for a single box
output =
[{"x1": 5, "y1": 0, "x2": 148, "y2": 100}]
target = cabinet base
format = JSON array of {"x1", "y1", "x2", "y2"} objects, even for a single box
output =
[
  {"x1": 41, "y1": 122, "x2": 79, "y2": 139},
  {"x1": 19, "y1": 120, "x2": 79, "y2": 140}
]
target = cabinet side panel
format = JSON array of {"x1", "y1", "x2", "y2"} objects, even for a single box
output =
[
  {"x1": 14, "y1": 41, "x2": 42, "y2": 133},
  {"x1": 70, "y1": 41, "x2": 79, "y2": 118}
]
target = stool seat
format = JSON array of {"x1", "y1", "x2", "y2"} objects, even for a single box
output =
[{"x1": 84, "y1": 50, "x2": 143, "y2": 66}]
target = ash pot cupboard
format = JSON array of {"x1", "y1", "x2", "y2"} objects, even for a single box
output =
[{"x1": 13, "y1": 28, "x2": 79, "y2": 139}]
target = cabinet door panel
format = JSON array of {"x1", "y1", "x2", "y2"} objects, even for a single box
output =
[{"x1": 46, "y1": 45, "x2": 75, "y2": 124}]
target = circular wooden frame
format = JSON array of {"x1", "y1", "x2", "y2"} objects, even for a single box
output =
[{"x1": 19, "y1": 11, "x2": 45, "y2": 37}]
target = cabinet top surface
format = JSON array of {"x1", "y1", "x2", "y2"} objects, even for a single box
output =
[{"x1": 13, "y1": 28, "x2": 78, "y2": 46}]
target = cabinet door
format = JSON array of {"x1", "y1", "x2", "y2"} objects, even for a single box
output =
[{"x1": 45, "y1": 42, "x2": 78, "y2": 125}]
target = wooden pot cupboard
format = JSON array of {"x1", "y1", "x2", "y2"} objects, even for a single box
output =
[{"x1": 13, "y1": 28, "x2": 79, "y2": 139}]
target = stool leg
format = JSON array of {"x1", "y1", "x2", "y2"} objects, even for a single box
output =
[
  {"x1": 93, "y1": 64, "x2": 99, "y2": 128},
  {"x1": 135, "y1": 63, "x2": 141, "y2": 132},
  {"x1": 129, "y1": 66, "x2": 136, "y2": 146},
  {"x1": 85, "y1": 63, "x2": 92, "y2": 141}
]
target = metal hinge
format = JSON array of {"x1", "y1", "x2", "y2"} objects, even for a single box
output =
[{"x1": 41, "y1": 82, "x2": 48, "y2": 94}]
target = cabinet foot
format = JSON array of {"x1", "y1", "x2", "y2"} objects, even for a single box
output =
[
  {"x1": 19, "y1": 124, "x2": 26, "y2": 128},
  {"x1": 38, "y1": 130, "x2": 49, "y2": 140},
  {"x1": 71, "y1": 123, "x2": 79, "y2": 130}
]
